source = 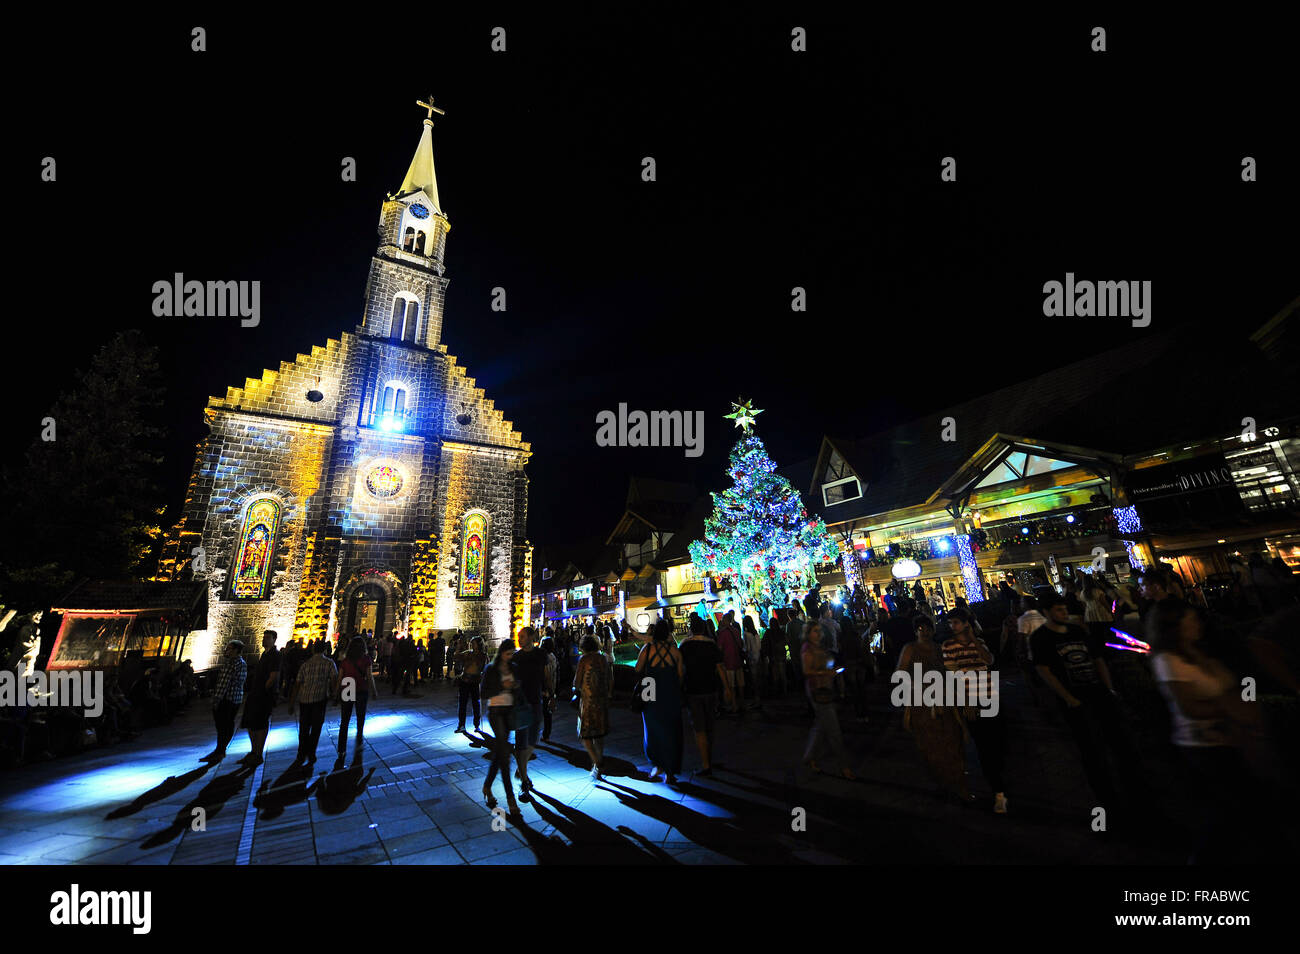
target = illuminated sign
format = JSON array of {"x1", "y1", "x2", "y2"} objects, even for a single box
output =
[{"x1": 891, "y1": 559, "x2": 922, "y2": 580}]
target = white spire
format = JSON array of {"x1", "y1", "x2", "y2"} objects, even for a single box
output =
[{"x1": 397, "y1": 118, "x2": 443, "y2": 213}]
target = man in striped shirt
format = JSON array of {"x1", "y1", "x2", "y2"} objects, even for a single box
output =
[
  {"x1": 943, "y1": 608, "x2": 1008, "y2": 814},
  {"x1": 289, "y1": 640, "x2": 339, "y2": 766},
  {"x1": 203, "y1": 640, "x2": 246, "y2": 763}
]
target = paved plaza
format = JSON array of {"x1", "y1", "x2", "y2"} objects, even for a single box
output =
[{"x1": 0, "y1": 672, "x2": 1208, "y2": 865}]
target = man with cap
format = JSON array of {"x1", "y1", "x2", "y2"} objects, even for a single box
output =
[{"x1": 203, "y1": 639, "x2": 246, "y2": 762}]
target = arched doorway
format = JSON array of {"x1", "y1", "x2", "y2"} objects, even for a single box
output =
[{"x1": 345, "y1": 582, "x2": 387, "y2": 638}]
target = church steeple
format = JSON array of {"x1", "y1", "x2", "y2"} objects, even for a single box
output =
[
  {"x1": 362, "y1": 98, "x2": 453, "y2": 350},
  {"x1": 395, "y1": 97, "x2": 444, "y2": 212}
]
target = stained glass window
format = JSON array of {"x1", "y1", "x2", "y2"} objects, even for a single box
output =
[
  {"x1": 231, "y1": 497, "x2": 280, "y2": 600},
  {"x1": 459, "y1": 511, "x2": 488, "y2": 598},
  {"x1": 366, "y1": 465, "x2": 403, "y2": 499}
]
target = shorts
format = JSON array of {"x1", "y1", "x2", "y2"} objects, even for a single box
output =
[
  {"x1": 240, "y1": 692, "x2": 274, "y2": 730},
  {"x1": 686, "y1": 693, "x2": 716, "y2": 736}
]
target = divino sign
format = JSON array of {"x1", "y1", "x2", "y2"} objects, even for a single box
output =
[{"x1": 1123, "y1": 452, "x2": 1245, "y2": 527}]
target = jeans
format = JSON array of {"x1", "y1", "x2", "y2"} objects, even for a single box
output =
[
  {"x1": 541, "y1": 695, "x2": 554, "y2": 739},
  {"x1": 484, "y1": 707, "x2": 515, "y2": 798},
  {"x1": 842, "y1": 662, "x2": 869, "y2": 717},
  {"x1": 296, "y1": 700, "x2": 327, "y2": 762},
  {"x1": 965, "y1": 711, "x2": 1006, "y2": 792},
  {"x1": 1062, "y1": 689, "x2": 1146, "y2": 808},
  {"x1": 213, "y1": 699, "x2": 236, "y2": 754},
  {"x1": 804, "y1": 698, "x2": 849, "y2": 769},
  {"x1": 457, "y1": 681, "x2": 481, "y2": 729},
  {"x1": 338, "y1": 691, "x2": 369, "y2": 753}
]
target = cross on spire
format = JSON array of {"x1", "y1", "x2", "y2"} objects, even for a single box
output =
[{"x1": 416, "y1": 96, "x2": 446, "y2": 123}]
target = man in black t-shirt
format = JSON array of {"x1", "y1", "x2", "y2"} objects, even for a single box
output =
[
  {"x1": 1031, "y1": 595, "x2": 1146, "y2": 813},
  {"x1": 679, "y1": 615, "x2": 732, "y2": 776}
]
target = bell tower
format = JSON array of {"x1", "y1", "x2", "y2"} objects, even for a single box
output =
[{"x1": 361, "y1": 96, "x2": 451, "y2": 350}]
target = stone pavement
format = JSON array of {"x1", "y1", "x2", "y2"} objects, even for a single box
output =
[{"x1": 0, "y1": 667, "x2": 1209, "y2": 865}]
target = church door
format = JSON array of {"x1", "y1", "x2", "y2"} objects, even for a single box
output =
[{"x1": 346, "y1": 583, "x2": 387, "y2": 638}]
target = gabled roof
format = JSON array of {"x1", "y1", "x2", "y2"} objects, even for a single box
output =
[
  {"x1": 53, "y1": 580, "x2": 208, "y2": 619},
  {"x1": 806, "y1": 332, "x2": 1200, "y2": 522},
  {"x1": 607, "y1": 477, "x2": 700, "y2": 544}
]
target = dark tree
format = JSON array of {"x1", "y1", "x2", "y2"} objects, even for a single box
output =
[{"x1": 0, "y1": 330, "x2": 166, "y2": 608}]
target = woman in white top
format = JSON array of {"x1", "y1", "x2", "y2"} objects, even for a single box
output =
[{"x1": 1148, "y1": 600, "x2": 1262, "y2": 863}]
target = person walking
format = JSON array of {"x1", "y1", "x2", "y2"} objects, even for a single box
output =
[
  {"x1": 480, "y1": 639, "x2": 520, "y2": 815},
  {"x1": 679, "y1": 614, "x2": 731, "y2": 776},
  {"x1": 288, "y1": 639, "x2": 339, "y2": 767},
  {"x1": 942, "y1": 607, "x2": 1008, "y2": 814},
  {"x1": 897, "y1": 616, "x2": 968, "y2": 801},
  {"x1": 785, "y1": 601, "x2": 806, "y2": 700},
  {"x1": 1149, "y1": 599, "x2": 1269, "y2": 862},
  {"x1": 429, "y1": 631, "x2": 446, "y2": 681},
  {"x1": 1030, "y1": 594, "x2": 1148, "y2": 820},
  {"x1": 240, "y1": 631, "x2": 281, "y2": 766},
  {"x1": 574, "y1": 634, "x2": 611, "y2": 779},
  {"x1": 762, "y1": 613, "x2": 788, "y2": 697},
  {"x1": 802, "y1": 621, "x2": 855, "y2": 779},
  {"x1": 202, "y1": 639, "x2": 246, "y2": 763},
  {"x1": 716, "y1": 611, "x2": 745, "y2": 714},
  {"x1": 336, "y1": 636, "x2": 377, "y2": 767},
  {"x1": 455, "y1": 636, "x2": 486, "y2": 733},
  {"x1": 635, "y1": 619, "x2": 685, "y2": 782},
  {"x1": 742, "y1": 615, "x2": 763, "y2": 710},
  {"x1": 539, "y1": 634, "x2": 558, "y2": 742},
  {"x1": 838, "y1": 615, "x2": 869, "y2": 722},
  {"x1": 510, "y1": 627, "x2": 545, "y2": 799}
]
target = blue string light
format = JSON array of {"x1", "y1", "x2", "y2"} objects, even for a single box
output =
[{"x1": 956, "y1": 533, "x2": 984, "y2": 603}]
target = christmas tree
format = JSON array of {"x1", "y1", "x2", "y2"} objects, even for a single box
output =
[{"x1": 688, "y1": 400, "x2": 838, "y2": 620}]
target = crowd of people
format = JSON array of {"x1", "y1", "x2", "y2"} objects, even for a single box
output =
[{"x1": 0, "y1": 609, "x2": 199, "y2": 768}]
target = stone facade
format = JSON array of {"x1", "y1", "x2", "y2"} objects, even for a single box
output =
[{"x1": 157, "y1": 120, "x2": 531, "y2": 668}]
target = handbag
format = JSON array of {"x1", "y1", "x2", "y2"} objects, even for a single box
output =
[{"x1": 629, "y1": 673, "x2": 648, "y2": 714}]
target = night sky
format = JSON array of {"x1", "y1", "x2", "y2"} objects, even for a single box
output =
[{"x1": 13, "y1": 12, "x2": 1297, "y2": 548}]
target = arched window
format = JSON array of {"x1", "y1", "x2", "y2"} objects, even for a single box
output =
[
  {"x1": 230, "y1": 497, "x2": 281, "y2": 600},
  {"x1": 458, "y1": 511, "x2": 489, "y2": 598},
  {"x1": 414, "y1": 231, "x2": 427, "y2": 254},
  {"x1": 375, "y1": 380, "x2": 410, "y2": 431},
  {"x1": 403, "y1": 227, "x2": 416, "y2": 251},
  {"x1": 389, "y1": 295, "x2": 420, "y2": 343}
]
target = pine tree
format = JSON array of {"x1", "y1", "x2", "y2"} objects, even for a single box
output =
[
  {"x1": 689, "y1": 403, "x2": 837, "y2": 619},
  {"x1": 0, "y1": 331, "x2": 166, "y2": 608}
]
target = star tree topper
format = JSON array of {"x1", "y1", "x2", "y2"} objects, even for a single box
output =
[{"x1": 725, "y1": 398, "x2": 763, "y2": 435}]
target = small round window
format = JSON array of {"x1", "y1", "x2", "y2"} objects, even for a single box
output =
[{"x1": 365, "y1": 465, "x2": 403, "y2": 499}]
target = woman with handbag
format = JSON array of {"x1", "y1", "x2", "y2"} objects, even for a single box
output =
[
  {"x1": 635, "y1": 619, "x2": 685, "y2": 782},
  {"x1": 480, "y1": 639, "x2": 520, "y2": 816},
  {"x1": 802, "y1": 622, "x2": 855, "y2": 779}
]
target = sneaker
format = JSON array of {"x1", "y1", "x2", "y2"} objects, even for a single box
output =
[
  {"x1": 994, "y1": 793, "x2": 1008, "y2": 814},
  {"x1": 455, "y1": 725, "x2": 465, "y2": 733},
  {"x1": 589, "y1": 766, "x2": 602, "y2": 781}
]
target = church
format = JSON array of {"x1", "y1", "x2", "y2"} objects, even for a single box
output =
[{"x1": 155, "y1": 101, "x2": 532, "y2": 668}]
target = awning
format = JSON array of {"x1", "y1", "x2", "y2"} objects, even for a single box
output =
[{"x1": 645, "y1": 591, "x2": 721, "y2": 610}]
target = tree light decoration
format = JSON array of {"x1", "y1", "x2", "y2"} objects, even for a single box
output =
[
  {"x1": 689, "y1": 428, "x2": 837, "y2": 619},
  {"x1": 956, "y1": 533, "x2": 985, "y2": 602},
  {"x1": 1113, "y1": 504, "x2": 1145, "y2": 570}
]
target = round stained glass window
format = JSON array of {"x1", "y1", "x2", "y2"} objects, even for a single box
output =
[{"x1": 365, "y1": 465, "x2": 403, "y2": 499}]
